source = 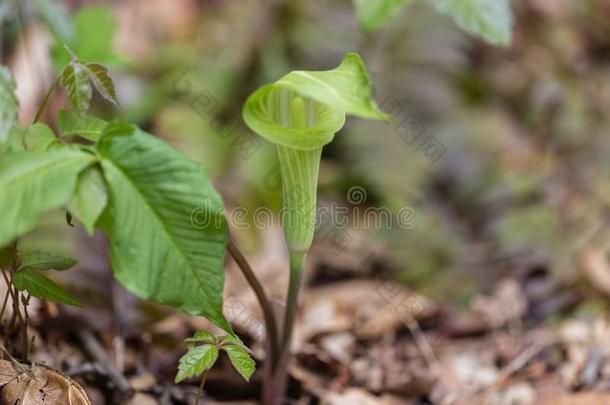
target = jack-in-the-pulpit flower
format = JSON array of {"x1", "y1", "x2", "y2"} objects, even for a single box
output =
[{"x1": 242, "y1": 52, "x2": 387, "y2": 271}]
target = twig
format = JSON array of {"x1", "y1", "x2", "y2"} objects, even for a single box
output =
[
  {"x1": 77, "y1": 330, "x2": 134, "y2": 401},
  {"x1": 489, "y1": 339, "x2": 553, "y2": 392},
  {"x1": 227, "y1": 236, "x2": 279, "y2": 364},
  {"x1": 405, "y1": 316, "x2": 438, "y2": 368}
]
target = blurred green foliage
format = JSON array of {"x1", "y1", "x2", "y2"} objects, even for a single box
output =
[{"x1": 2, "y1": 0, "x2": 609, "y2": 304}]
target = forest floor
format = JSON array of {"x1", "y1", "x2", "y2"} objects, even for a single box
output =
[{"x1": 8, "y1": 228, "x2": 610, "y2": 405}]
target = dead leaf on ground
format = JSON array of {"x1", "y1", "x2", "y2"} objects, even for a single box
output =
[
  {"x1": 298, "y1": 280, "x2": 437, "y2": 343},
  {"x1": 0, "y1": 360, "x2": 91, "y2": 404},
  {"x1": 322, "y1": 387, "x2": 413, "y2": 404},
  {"x1": 471, "y1": 278, "x2": 527, "y2": 329},
  {"x1": 540, "y1": 392, "x2": 610, "y2": 405}
]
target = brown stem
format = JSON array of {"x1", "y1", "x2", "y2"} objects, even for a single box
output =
[
  {"x1": 194, "y1": 368, "x2": 209, "y2": 404},
  {"x1": 22, "y1": 294, "x2": 30, "y2": 358},
  {"x1": 0, "y1": 287, "x2": 10, "y2": 322},
  {"x1": 226, "y1": 237, "x2": 279, "y2": 365},
  {"x1": 261, "y1": 343, "x2": 290, "y2": 405},
  {"x1": 32, "y1": 75, "x2": 60, "y2": 125},
  {"x1": 1, "y1": 271, "x2": 24, "y2": 332}
]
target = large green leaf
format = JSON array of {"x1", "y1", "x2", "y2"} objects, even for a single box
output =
[
  {"x1": 19, "y1": 251, "x2": 76, "y2": 271},
  {"x1": 97, "y1": 124, "x2": 231, "y2": 333},
  {"x1": 0, "y1": 66, "x2": 18, "y2": 144},
  {"x1": 13, "y1": 270, "x2": 81, "y2": 306},
  {"x1": 0, "y1": 147, "x2": 94, "y2": 247},
  {"x1": 57, "y1": 110, "x2": 108, "y2": 142},
  {"x1": 175, "y1": 345, "x2": 219, "y2": 383},
  {"x1": 354, "y1": 0, "x2": 413, "y2": 31},
  {"x1": 430, "y1": 0, "x2": 512, "y2": 46},
  {"x1": 67, "y1": 166, "x2": 108, "y2": 235}
]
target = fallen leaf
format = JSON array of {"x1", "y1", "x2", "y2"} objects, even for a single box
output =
[{"x1": 0, "y1": 362, "x2": 91, "y2": 404}]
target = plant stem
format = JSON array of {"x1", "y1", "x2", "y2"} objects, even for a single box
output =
[
  {"x1": 1, "y1": 271, "x2": 24, "y2": 328},
  {"x1": 281, "y1": 253, "x2": 305, "y2": 351},
  {"x1": 226, "y1": 237, "x2": 279, "y2": 364},
  {"x1": 33, "y1": 75, "x2": 60, "y2": 125},
  {"x1": 0, "y1": 287, "x2": 10, "y2": 322},
  {"x1": 22, "y1": 294, "x2": 30, "y2": 358},
  {"x1": 194, "y1": 369, "x2": 209, "y2": 404}
]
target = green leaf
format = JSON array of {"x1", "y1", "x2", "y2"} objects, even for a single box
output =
[
  {"x1": 29, "y1": 0, "x2": 74, "y2": 43},
  {"x1": 51, "y1": 6, "x2": 118, "y2": 69},
  {"x1": 67, "y1": 166, "x2": 108, "y2": 235},
  {"x1": 97, "y1": 124, "x2": 232, "y2": 333},
  {"x1": 61, "y1": 63, "x2": 92, "y2": 113},
  {"x1": 86, "y1": 63, "x2": 119, "y2": 108},
  {"x1": 175, "y1": 345, "x2": 219, "y2": 383},
  {"x1": 24, "y1": 123, "x2": 57, "y2": 151},
  {"x1": 353, "y1": 0, "x2": 413, "y2": 31},
  {"x1": 223, "y1": 345, "x2": 256, "y2": 382},
  {"x1": 430, "y1": 0, "x2": 512, "y2": 46},
  {"x1": 19, "y1": 251, "x2": 77, "y2": 271},
  {"x1": 13, "y1": 270, "x2": 82, "y2": 306},
  {"x1": 57, "y1": 110, "x2": 108, "y2": 141},
  {"x1": 184, "y1": 330, "x2": 216, "y2": 346},
  {"x1": 242, "y1": 53, "x2": 386, "y2": 151},
  {"x1": 0, "y1": 147, "x2": 94, "y2": 247},
  {"x1": 219, "y1": 334, "x2": 249, "y2": 349},
  {"x1": 0, "y1": 128, "x2": 26, "y2": 156},
  {"x1": 0, "y1": 66, "x2": 18, "y2": 144}
]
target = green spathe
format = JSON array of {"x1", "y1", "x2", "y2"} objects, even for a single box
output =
[
  {"x1": 243, "y1": 53, "x2": 385, "y2": 256},
  {"x1": 243, "y1": 53, "x2": 387, "y2": 151}
]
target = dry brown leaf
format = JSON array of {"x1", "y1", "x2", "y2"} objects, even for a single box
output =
[
  {"x1": 0, "y1": 360, "x2": 21, "y2": 386},
  {"x1": 298, "y1": 280, "x2": 436, "y2": 343},
  {"x1": 471, "y1": 278, "x2": 527, "y2": 329},
  {"x1": 582, "y1": 249, "x2": 610, "y2": 297},
  {"x1": 322, "y1": 388, "x2": 413, "y2": 404},
  {"x1": 540, "y1": 392, "x2": 610, "y2": 405},
  {"x1": 126, "y1": 393, "x2": 157, "y2": 405},
  {"x1": 0, "y1": 362, "x2": 91, "y2": 405}
]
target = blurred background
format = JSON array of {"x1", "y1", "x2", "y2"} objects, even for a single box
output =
[{"x1": 2, "y1": 0, "x2": 610, "y2": 404}]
